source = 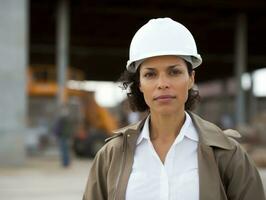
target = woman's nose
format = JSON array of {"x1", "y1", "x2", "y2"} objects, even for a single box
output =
[{"x1": 157, "y1": 75, "x2": 170, "y2": 89}]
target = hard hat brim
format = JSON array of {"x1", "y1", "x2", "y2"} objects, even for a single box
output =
[{"x1": 126, "y1": 54, "x2": 202, "y2": 73}]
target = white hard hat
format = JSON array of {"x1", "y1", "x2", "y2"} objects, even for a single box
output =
[{"x1": 126, "y1": 17, "x2": 202, "y2": 72}]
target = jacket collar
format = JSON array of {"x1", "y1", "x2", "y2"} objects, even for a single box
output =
[
  {"x1": 188, "y1": 112, "x2": 234, "y2": 150},
  {"x1": 112, "y1": 112, "x2": 234, "y2": 150}
]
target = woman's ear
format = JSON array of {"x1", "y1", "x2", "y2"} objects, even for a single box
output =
[
  {"x1": 137, "y1": 66, "x2": 143, "y2": 93},
  {"x1": 139, "y1": 83, "x2": 143, "y2": 93},
  {"x1": 189, "y1": 70, "x2": 195, "y2": 89}
]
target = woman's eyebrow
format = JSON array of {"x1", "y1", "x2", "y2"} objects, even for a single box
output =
[
  {"x1": 142, "y1": 67, "x2": 155, "y2": 71},
  {"x1": 167, "y1": 64, "x2": 182, "y2": 69},
  {"x1": 142, "y1": 64, "x2": 182, "y2": 70}
]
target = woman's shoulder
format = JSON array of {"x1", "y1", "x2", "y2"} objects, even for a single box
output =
[
  {"x1": 97, "y1": 132, "x2": 124, "y2": 155},
  {"x1": 99, "y1": 120, "x2": 144, "y2": 153},
  {"x1": 214, "y1": 129, "x2": 249, "y2": 167}
]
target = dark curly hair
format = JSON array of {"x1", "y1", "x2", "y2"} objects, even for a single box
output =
[{"x1": 119, "y1": 61, "x2": 200, "y2": 112}]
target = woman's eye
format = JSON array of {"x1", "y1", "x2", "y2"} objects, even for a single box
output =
[
  {"x1": 169, "y1": 69, "x2": 181, "y2": 75},
  {"x1": 144, "y1": 72, "x2": 155, "y2": 78}
]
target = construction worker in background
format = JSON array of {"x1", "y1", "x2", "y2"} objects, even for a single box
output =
[
  {"x1": 83, "y1": 18, "x2": 265, "y2": 200},
  {"x1": 54, "y1": 105, "x2": 72, "y2": 167}
]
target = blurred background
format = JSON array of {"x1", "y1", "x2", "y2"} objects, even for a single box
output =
[{"x1": 1, "y1": 0, "x2": 266, "y2": 199}]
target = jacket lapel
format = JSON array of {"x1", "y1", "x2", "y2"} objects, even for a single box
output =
[
  {"x1": 198, "y1": 143, "x2": 224, "y2": 200},
  {"x1": 112, "y1": 120, "x2": 145, "y2": 200},
  {"x1": 189, "y1": 112, "x2": 233, "y2": 200}
]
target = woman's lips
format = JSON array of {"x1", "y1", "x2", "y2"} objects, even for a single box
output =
[{"x1": 153, "y1": 95, "x2": 176, "y2": 101}]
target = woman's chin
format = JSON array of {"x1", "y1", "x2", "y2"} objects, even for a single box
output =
[{"x1": 153, "y1": 107, "x2": 180, "y2": 116}]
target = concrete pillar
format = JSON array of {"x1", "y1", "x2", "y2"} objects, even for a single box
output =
[
  {"x1": 248, "y1": 73, "x2": 257, "y2": 122},
  {"x1": 0, "y1": 0, "x2": 28, "y2": 165},
  {"x1": 56, "y1": 0, "x2": 70, "y2": 108},
  {"x1": 234, "y1": 13, "x2": 248, "y2": 126}
]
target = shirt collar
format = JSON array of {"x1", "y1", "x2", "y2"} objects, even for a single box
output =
[
  {"x1": 112, "y1": 112, "x2": 235, "y2": 150},
  {"x1": 136, "y1": 112, "x2": 198, "y2": 145},
  {"x1": 184, "y1": 112, "x2": 199, "y2": 142},
  {"x1": 136, "y1": 115, "x2": 150, "y2": 145},
  {"x1": 173, "y1": 112, "x2": 198, "y2": 145}
]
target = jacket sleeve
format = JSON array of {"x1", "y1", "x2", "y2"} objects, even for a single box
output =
[
  {"x1": 82, "y1": 147, "x2": 108, "y2": 200},
  {"x1": 223, "y1": 140, "x2": 265, "y2": 200}
]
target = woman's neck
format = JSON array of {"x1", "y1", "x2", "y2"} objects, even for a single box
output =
[{"x1": 149, "y1": 111, "x2": 186, "y2": 142}]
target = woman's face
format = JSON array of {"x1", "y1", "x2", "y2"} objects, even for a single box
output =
[{"x1": 139, "y1": 55, "x2": 195, "y2": 115}]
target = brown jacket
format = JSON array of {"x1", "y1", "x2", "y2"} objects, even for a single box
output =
[{"x1": 83, "y1": 112, "x2": 265, "y2": 200}]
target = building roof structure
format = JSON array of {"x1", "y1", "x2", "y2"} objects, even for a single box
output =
[{"x1": 30, "y1": 0, "x2": 266, "y2": 82}]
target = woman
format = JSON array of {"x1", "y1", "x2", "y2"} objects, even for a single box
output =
[{"x1": 83, "y1": 18, "x2": 265, "y2": 200}]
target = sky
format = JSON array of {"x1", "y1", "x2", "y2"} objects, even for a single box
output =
[{"x1": 67, "y1": 80, "x2": 127, "y2": 107}]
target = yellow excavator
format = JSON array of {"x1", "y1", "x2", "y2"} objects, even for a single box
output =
[{"x1": 28, "y1": 65, "x2": 118, "y2": 157}]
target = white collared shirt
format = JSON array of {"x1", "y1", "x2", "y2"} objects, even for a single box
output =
[{"x1": 126, "y1": 112, "x2": 199, "y2": 200}]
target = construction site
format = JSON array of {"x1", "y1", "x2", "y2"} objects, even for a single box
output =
[{"x1": 1, "y1": 0, "x2": 266, "y2": 199}]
